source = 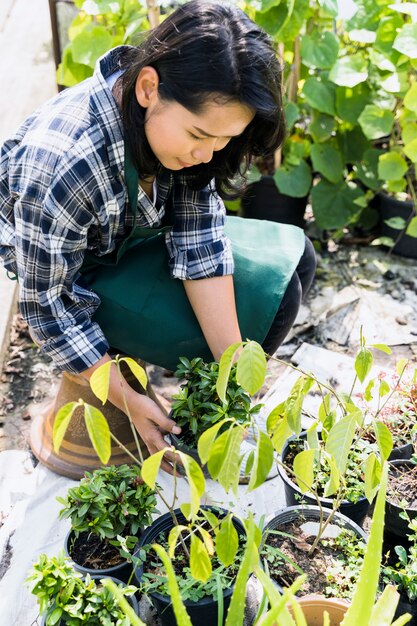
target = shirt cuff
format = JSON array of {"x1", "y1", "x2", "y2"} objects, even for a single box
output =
[
  {"x1": 167, "y1": 235, "x2": 234, "y2": 280},
  {"x1": 39, "y1": 321, "x2": 110, "y2": 373}
]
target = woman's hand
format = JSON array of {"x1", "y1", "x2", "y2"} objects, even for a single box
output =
[{"x1": 129, "y1": 394, "x2": 182, "y2": 475}]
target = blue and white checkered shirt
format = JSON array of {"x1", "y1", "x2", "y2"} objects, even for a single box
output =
[{"x1": 0, "y1": 46, "x2": 234, "y2": 373}]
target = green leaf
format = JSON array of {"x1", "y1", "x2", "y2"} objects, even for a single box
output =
[
  {"x1": 284, "y1": 102, "x2": 300, "y2": 131},
  {"x1": 329, "y1": 53, "x2": 368, "y2": 88},
  {"x1": 284, "y1": 376, "x2": 314, "y2": 435},
  {"x1": 364, "y1": 379, "x2": 375, "y2": 402},
  {"x1": 57, "y1": 46, "x2": 92, "y2": 88},
  {"x1": 216, "y1": 516, "x2": 239, "y2": 567},
  {"x1": 336, "y1": 83, "x2": 371, "y2": 125},
  {"x1": 370, "y1": 343, "x2": 392, "y2": 355},
  {"x1": 358, "y1": 105, "x2": 395, "y2": 140},
  {"x1": 269, "y1": 414, "x2": 293, "y2": 455},
  {"x1": 384, "y1": 216, "x2": 406, "y2": 230},
  {"x1": 323, "y1": 454, "x2": 340, "y2": 498},
  {"x1": 378, "y1": 152, "x2": 408, "y2": 182},
  {"x1": 102, "y1": 578, "x2": 147, "y2": 626},
  {"x1": 379, "y1": 380, "x2": 390, "y2": 397},
  {"x1": 301, "y1": 31, "x2": 339, "y2": 69},
  {"x1": 355, "y1": 347, "x2": 373, "y2": 383},
  {"x1": 293, "y1": 449, "x2": 316, "y2": 493},
  {"x1": 168, "y1": 525, "x2": 189, "y2": 559},
  {"x1": 341, "y1": 463, "x2": 388, "y2": 626},
  {"x1": 389, "y1": 2, "x2": 417, "y2": 22},
  {"x1": 71, "y1": 25, "x2": 113, "y2": 67},
  {"x1": 404, "y1": 83, "x2": 417, "y2": 115},
  {"x1": 396, "y1": 358, "x2": 409, "y2": 376},
  {"x1": 364, "y1": 453, "x2": 381, "y2": 504},
  {"x1": 254, "y1": 5, "x2": 289, "y2": 37},
  {"x1": 353, "y1": 149, "x2": 384, "y2": 191},
  {"x1": 190, "y1": 534, "x2": 212, "y2": 583},
  {"x1": 404, "y1": 137, "x2": 417, "y2": 163},
  {"x1": 274, "y1": 160, "x2": 312, "y2": 198},
  {"x1": 217, "y1": 342, "x2": 242, "y2": 403},
  {"x1": 393, "y1": 23, "x2": 417, "y2": 59},
  {"x1": 325, "y1": 412, "x2": 357, "y2": 475},
  {"x1": 406, "y1": 216, "x2": 417, "y2": 237},
  {"x1": 120, "y1": 357, "x2": 147, "y2": 390},
  {"x1": 375, "y1": 14, "x2": 404, "y2": 60},
  {"x1": 90, "y1": 361, "x2": 112, "y2": 404},
  {"x1": 151, "y1": 544, "x2": 193, "y2": 626},
  {"x1": 207, "y1": 427, "x2": 244, "y2": 494},
  {"x1": 311, "y1": 180, "x2": 364, "y2": 230},
  {"x1": 84, "y1": 403, "x2": 111, "y2": 464},
  {"x1": 197, "y1": 418, "x2": 229, "y2": 465},
  {"x1": 310, "y1": 144, "x2": 343, "y2": 183},
  {"x1": 370, "y1": 585, "x2": 405, "y2": 626},
  {"x1": 373, "y1": 421, "x2": 393, "y2": 463},
  {"x1": 53, "y1": 402, "x2": 79, "y2": 453},
  {"x1": 176, "y1": 452, "x2": 205, "y2": 518},
  {"x1": 302, "y1": 77, "x2": 336, "y2": 116},
  {"x1": 309, "y1": 113, "x2": 336, "y2": 143},
  {"x1": 236, "y1": 341, "x2": 267, "y2": 395},
  {"x1": 247, "y1": 430, "x2": 274, "y2": 492},
  {"x1": 141, "y1": 448, "x2": 168, "y2": 489}
]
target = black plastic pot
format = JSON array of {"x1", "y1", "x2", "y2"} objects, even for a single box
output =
[
  {"x1": 389, "y1": 441, "x2": 414, "y2": 462},
  {"x1": 240, "y1": 177, "x2": 307, "y2": 228},
  {"x1": 262, "y1": 505, "x2": 367, "y2": 598},
  {"x1": 278, "y1": 434, "x2": 370, "y2": 527},
  {"x1": 133, "y1": 506, "x2": 245, "y2": 626},
  {"x1": 64, "y1": 529, "x2": 139, "y2": 583},
  {"x1": 372, "y1": 192, "x2": 417, "y2": 259},
  {"x1": 40, "y1": 575, "x2": 139, "y2": 625},
  {"x1": 169, "y1": 432, "x2": 210, "y2": 478},
  {"x1": 385, "y1": 460, "x2": 417, "y2": 544}
]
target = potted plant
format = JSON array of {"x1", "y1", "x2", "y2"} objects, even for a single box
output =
[
  {"x1": 170, "y1": 357, "x2": 262, "y2": 474},
  {"x1": 383, "y1": 514, "x2": 417, "y2": 625},
  {"x1": 385, "y1": 459, "x2": 417, "y2": 544},
  {"x1": 57, "y1": 463, "x2": 158, "y2": 582},
  {"x1": 26, "y1": 551, "x2": 139, "y2": 625},
  {"x1": 261, "y1": 504, "x2": 367, "y2": 602},
  {"x1": 133, "y1": 506, "x2": 247, "y2": 626}
]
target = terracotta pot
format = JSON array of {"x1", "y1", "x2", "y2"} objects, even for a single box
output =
[{"x1": 30, "y1": 364, "x2": 149, "y2": 479}]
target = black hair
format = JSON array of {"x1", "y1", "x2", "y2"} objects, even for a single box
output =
[{"x1": 120, "y1": 0, "x2": 284, "y2": 194}]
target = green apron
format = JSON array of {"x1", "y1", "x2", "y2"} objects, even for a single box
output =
[{"x1": 81, "y1": 150, "x2": 305, "y2": 371}]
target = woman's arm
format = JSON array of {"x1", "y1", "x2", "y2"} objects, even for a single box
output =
[
  {"x1": 81, "y1": 354, "x2": 181, "y2": 474},
  {"x1": 183, "y1": 274, "x2": 242, "y2": 360}
]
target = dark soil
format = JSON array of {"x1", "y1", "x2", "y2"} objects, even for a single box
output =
[
  {"x1": 262, "y1": 519, "x2": 363, "y2": 599},
  {"x1": 388, "y1": 463, "x2": 417, "y2": 509},
  {"x1": 69, "y1": 531, "x2": 125, "y2": 569}
]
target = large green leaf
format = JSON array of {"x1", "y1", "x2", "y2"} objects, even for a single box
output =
[
  {"x1": 301, "y1": 31, "x2": 339, "y2": 69},
  {"x1": 370, "y1": 585, "x2": 409, "y2": 626},
  {"x1": 378, "y1": 152, "x2": 408, "y2": 181},
  {"x1": 293, "y1": 449, "x2": 315, "y2": 493},
  {"x1": 340, "y1": 463, "x2": 388, "y2": 626},
  {"x1": 323, "y1": 454, "x2": 340, "y2": 498},
  {"x1": 364, "y1": 453, "x2": 381, "y2": 504},
  {"x1": 53, "y1": 402, "x2": 80, "y2": 453},
  {"x1": 90, "y1": 361, "x2": 112, "y2": 404},
  {"x1": 197, "y1": 418, "x2": 230, "y2": 465},
  {"x1": 335, "y1": 83, "x2": 371, "y2": 124},
  {"x1": 57, "y1": 47, "x2": 92, "y2": 87},
  {"x1": 353, "y1": 148, "x2": 384, "y2": 191},
  {"x1": 355, "y1": 347, "x2": 373, "y2": 382},
  {"x1": 190, "y1": 534, "x2": 212, "y2": 583},
  {"x1": 254, "y1": 5, "x2": 289, "y2": 37},
  {"x1": 274, "y1": 160, "x2": 312, "y2": 198},
  {"x1": 236, "y1": 341, "x2": 267, "y2": 395},
  {"x1": 216, "y1": 342, "x2": 242, "y2": 404},
  {"x1": 216, "y1": 516, "x2": 239, "y2": 567},
  {"x1": 71, "y1": 25, "x2": 113, "y2": 67},
  {"x1": 406, "y1": 216, "x2": 417, "y2": 237},
  {"x1": 283, "y1": 376, "x2": 314, "y2": 435},
  {"x1": 325, "y1": 413, "x2": 357, "y2": 475},
  {"x1": 310, "y1": 144, "x2": 344, "y2": 183},
  {"x1": 393, "y1": 23, "x2": 417, "y2": 59},
  {"x1": 177, "y1": 452, "x2": 205, "y2": 518},
  {"x1": 375, "y1": 15, "x2": 403, "y2": 61},
  {"x1": 141, "y1": 448, "x2": 168, "y2": 488},
  {"x1": 247, "y1": 430, "x2": 274, "y2": 492},
  {"x1": 311, "y1": 179, "x2": 363, "y2": 229},
  {"x1": 268, "y1": 412, "x2": 293, "y2": 454},
  {"x1": 373, "y1": 421, "x2": 393, "y2": 463},
  {"x1": 309, "y1": 113, "x2": 336, "y2": 143},
  {"x1": 84, "y1": 403, "x2": 111, "y2": 464},
  {"x1": 329, "y1": 53, "x2": 368, "y2": 88},
  {"x1": 404, "y1": 137, "x2": 417, "y2": 163},
  {"x1": 120, "y1": 357, "x2": 147, "y2": 391},
  {"x1": 207, "y1": 427, "x2": 244, "y2": 494},
  {"x1": 152, "y1": 544, "x2": 193, "y2": 626},
  {"x1": 302, "y1": 77, "x2": 336, "y2": 116},
  {"x1": 358, "y1": 105, "x2": 395, "y2": 140},
  {"x1": 284, "y1": 102, "x2": 300, "y2": 131}
]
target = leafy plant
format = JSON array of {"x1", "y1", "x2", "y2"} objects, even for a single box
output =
[
  {"x1": 171, "y1": 357, "x2": 261, "y2": 447},
  {"x1": 26, "y1": 552, "x2": 138, "y2": 626},
  {"x1": 57, "y1": 463, "x2": 157, "y2": 539},
  {"x1": 383, "y1": 515, "x2": 417, "y2": 603}
]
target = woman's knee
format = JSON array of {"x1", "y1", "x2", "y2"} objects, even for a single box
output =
[{"x1": 297, "y1": 236, "x2": 316, "y2": 298}]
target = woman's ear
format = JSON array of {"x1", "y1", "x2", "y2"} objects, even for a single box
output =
[{"x1": 135, "y1": 66, "x2": 160, "y2": 108}]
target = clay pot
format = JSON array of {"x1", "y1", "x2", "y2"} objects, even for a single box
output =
[
  {"x1": 294, "y1": 595, "x2": 349, "y2": 625},
  {"x1": 30, "y1": 364, "x2": 149, "y2": 479}
]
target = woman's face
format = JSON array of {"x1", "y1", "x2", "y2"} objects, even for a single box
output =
[{"x1": 135, "y1": 67, "x2": 255, "y2": 171}]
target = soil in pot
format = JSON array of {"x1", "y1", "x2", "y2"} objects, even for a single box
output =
[
  {"x1": 261, "y1": 506, "x2": 367, "y2": 601},
  {"x1": 385, "y1": 461, "x2": 417, "y2": 543},
  {"x1": 279, "y1": 435, "x2": 372, "y2": 526},
  {"x1": 134, "y1": 508, "x2": 246, "y2": 626},
  {"x1": 66, "y1": 530, "x2": 135, "y2": 583}
]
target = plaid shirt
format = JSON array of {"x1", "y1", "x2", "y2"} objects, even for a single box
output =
[{"x1": 0, "y1": 46, "x2": 234, "y2": 373}]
